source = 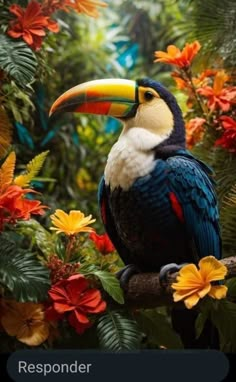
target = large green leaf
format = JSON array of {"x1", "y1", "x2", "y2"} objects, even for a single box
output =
[
  {"x1": 0, "y1": 236, "x2": 50, "y2": 302},
  {"x1": 135, "y1": 309, "x2": 183, "y2": 349},
  {"x1": 79, "y1": 264, "x2": 124, "y2": 304},
  {"x1": 0, "y1": 35, "x2": 37, "y2": 85},
  {"x1": 91, "y1": 270, "x2": 124, "y2": 304},
  {"x1": 97, "y1": 310, "x2": 141, "y2": 351}
]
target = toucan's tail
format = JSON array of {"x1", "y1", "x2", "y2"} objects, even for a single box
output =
[{"x1": 171, "y1": 307, "x2": 219, "y2": 349}]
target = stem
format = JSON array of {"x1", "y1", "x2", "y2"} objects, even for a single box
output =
[
  {"x1": 182, "y1": 67, "x2": 207, "y2": 117},
  {"x1": 65, "y1": 235, "x2": 76, "y2": 263}
]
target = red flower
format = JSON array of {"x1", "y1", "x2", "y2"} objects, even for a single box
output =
[
  {"x1": 7, "y1": 1, "x2": 59, "y2": 50},
  {"x1": 197, "y1": 71, "x2": 236, "y2": 111},
  {"x1": 219, "y1": 115, "x2": 236, "y2": 130},
  {"x1": 215, "y1": 116, "x2": 236, "y2": 152},
  {"x1": 47, "y1": 274, "x2": 106, "y2": 334},
  {"x1": 0, "y1": 185, "x2": 47, "y2": 229},
  {"x1": 154, "y1": 41, "x2": 201, "y2": 68},
  {"x1": 90, "y1": 232, "x2": 115, "y2": 254}
]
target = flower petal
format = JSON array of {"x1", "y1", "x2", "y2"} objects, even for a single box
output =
[
  {"x1": 208, "y1": 285, "x2": 228, "y2": 299},
  {"x1": 199, "y1": 256, "x2": 227, "y2": 282},
  {"x1": 68, "y1": 310, "x2": 91, "y2": 334},
  {"x1": 184, "y1": 293, "x2": 200, "y2": 309},
  {"x1": 172, "y1": 264, "x2": 203, "y2": 290},
  {"x1": 17, "y1": 322, "x2": 49, "y2": 346}
]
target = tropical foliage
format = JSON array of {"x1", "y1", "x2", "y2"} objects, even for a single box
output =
[{"x1": 0, "y1": 0, "x2": 236, "y2": 353}]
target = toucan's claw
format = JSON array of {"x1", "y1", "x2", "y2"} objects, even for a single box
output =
[
  {"x1": 116, "y1": 264, "x2": 140, "y2": 290},
  {"x1": 159, "y1": 262, "x2": 188, "y2": 287}
]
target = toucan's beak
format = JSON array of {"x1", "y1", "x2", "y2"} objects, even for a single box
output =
[{"x1": 49, "y1": 79, "x2": 138, "y2": 118}]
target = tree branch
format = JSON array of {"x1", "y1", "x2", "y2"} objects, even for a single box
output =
[{"x1": 123, "y1": 256, "x2": 236, "y2": 308}]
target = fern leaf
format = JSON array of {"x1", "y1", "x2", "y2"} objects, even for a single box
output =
[
  {"x1": 0, "y1": 151, "x2": 16, "y2": 192},
  {"x1": 14, "y1": 150, "x2": 49, "y2": 188},
  {"x1": 0, "y1": 235, "x2": 50, "y2": 302},
  {"x1": 97, "y1": 311, "x2": 141, "y2": 351},
  {"x1": 0, "y1": 107, "x2": 13, "y2": 159}
]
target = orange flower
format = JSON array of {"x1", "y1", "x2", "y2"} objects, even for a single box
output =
[
  {"x1": 1, "y1": 300, "x2": 49, "y2": 346},
  {"x1": 172, "y1": 256, "x2": 228, "y2": 309},
  {"x1": 154, "y1": 41, "x2": 201, "y2": 68},
  {"x1": 171, "y1": 72, "x2": 189, "y2": 90},
  {"x1": 90, "y1": 231, "x2": 115, "y2": 254},
  {"x1": 192, "y1": 69, "x2": 218, "y2": 88},
  {"x1": 68, "y1": 0, "x2": 107, "y2": 18},
  {"x1": 0, "y1": 185, "x2": 47, "y2": 229},
  {"x1": 7, "y1": 1, "x2": 59, "y2": 50},
  {"x1": 185, "y1": 117, "x2": 206, "y2": 149},
  {"x1": 47, "y1": 274, "x2": 106, "y2": 334},
  {"x1": 197, "y1": 70, "x2": 236, "y2": 111}
]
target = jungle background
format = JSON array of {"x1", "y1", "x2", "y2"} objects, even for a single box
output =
[{"x1": 1, "y1": 0, "x2": 236, "y2": 353}]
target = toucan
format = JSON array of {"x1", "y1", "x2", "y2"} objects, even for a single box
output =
[{"x1": 50, "y1": 78, "x2": 221, "y2": 348}]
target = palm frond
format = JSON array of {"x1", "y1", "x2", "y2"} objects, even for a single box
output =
[
  {"x1": 172, "y1": 0, "x2": 236, "y2": 70},
  {"x1": 0, "y1": 235, "x2": 50, "y2": 302}
]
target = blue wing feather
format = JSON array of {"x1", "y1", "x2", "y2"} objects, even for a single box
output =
[{"x1": 166, "y1": 151, "x2": 221, "y2": 259}]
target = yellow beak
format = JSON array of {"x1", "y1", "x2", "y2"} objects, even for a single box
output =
[{"x1": 49, "y1": 78, "x2": 138, "y2": 118}]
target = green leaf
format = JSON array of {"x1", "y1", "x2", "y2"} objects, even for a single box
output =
[
  {"x1": 92, "y1": 270, "x2": 124, "y2": 304},
  {"x1": 135, "y1": 309, "x2": 183, "y2": 349},
  {"x1": 97, "y1": 310, "x2": 141, "y2": 351},
  {"x1": 0, "y1": 235, "x2": 50, "y2": 302},
  {"x1": 0, "y1": 35, "x2": 37, "y2": 85},
  {"x1": 79, "y1": 265, "x2": 124, "y2": 305},
  {"x1": 16, "y1": 219, "x2": 55, "y2": 258}
]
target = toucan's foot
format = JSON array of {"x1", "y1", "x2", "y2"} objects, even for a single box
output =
[
  {"x1": 116, "y1": 264, "x2": 140, "y2": 290},
  {"x1": 159, "y1": 262, "x2": 188, "y2": 287}
]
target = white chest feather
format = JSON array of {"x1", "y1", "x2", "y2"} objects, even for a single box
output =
[{"x1": 104, "y1": 128, "x2": 163, "y2": 190}]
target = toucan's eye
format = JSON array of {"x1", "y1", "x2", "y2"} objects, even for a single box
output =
[{"x1": 144, "y1": 91, "x2": 154, "y2": 101}]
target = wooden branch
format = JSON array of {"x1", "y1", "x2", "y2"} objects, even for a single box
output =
[{"x1": 123, "y1": 256, "x2": 236, "y2": 309}]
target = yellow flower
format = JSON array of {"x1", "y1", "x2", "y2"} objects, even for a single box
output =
[
  {"x1": 1, "y1": 301, "x2": 49, "y2": 346},
  {"x1": 50, "y1": 209, "x2": 96, "y2": 235},
  {"x1": 172, "y1": 256, "x2": 228, "y2": 309}
]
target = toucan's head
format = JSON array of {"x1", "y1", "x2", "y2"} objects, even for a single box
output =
[{"x1": 50, "y1": 78, "x2": 185, "y2": 149}]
